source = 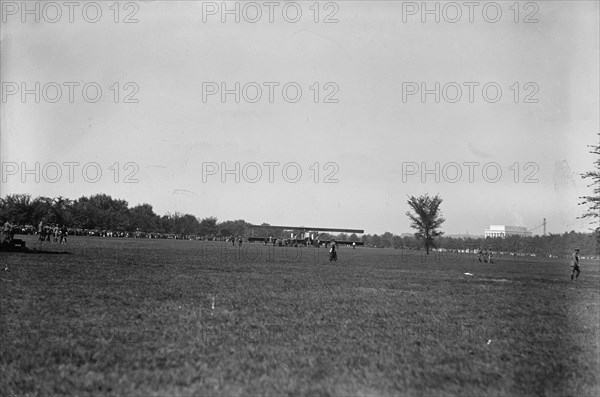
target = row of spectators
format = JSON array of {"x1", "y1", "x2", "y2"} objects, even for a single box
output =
[{"x1": 5, "y1": 223, "x2": 232, "y2": 242}]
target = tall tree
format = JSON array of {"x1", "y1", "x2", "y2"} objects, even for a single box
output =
[
  {"x1": 48, "y1": 196, "x2": 73, "y2": 225},
  {"x1": 130, "y1": 203, "x2": 159, "y2": 232},
  {"x1": 579, "y1": 133, "x2": 600, "y2": 252},
  {"x1": 1, "y1": 194, "x2": 35, "y2": 224},
  {"x1": 381, "y1": 232, "x2": 394, "y2": 248},
  {"x1": 218, "y1": 219, "x2": 249, "y2": 237},
  {"x1": 361, "y1": 234, "x2": 371, "y2": 246},
  {"x1": 370, "y1": 234, "x2": 382, "y2": 247},
  {"x1": 406, "y1": 194, "x2": 445, "y2": 255},
  {"x1": 198, "y1": 216, "x2": 218, "y2": 236},
  {"x1": 173, "y1": 213, "x2": 201, "y2": 235}
]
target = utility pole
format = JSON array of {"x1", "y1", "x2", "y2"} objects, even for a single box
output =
[{"x1": 543, "y1": 218, "x2": 546, "y2": 236}]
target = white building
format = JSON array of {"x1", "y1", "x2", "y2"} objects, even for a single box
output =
[{"x1": 484, "y1": 225, "x2": 532, "y2": 238}]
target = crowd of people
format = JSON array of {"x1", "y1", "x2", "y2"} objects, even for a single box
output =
[
  {"x1": 36, "y1": 221, "x2": 68, "y2": 244},
  {"x1": 1, "y1": 219, "x2": 17, "y2": 244},
  {"x1": 477, "y1": 248, "x2": 494, "y2": 264}
]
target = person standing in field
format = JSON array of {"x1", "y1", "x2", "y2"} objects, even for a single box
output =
[
  {"x1": 571, "y1": 248, "x2": 580, "y2": 281},
  {"x1": 329, "y1": 240, "x2": 337, "y2": 262},
  {"x1": 1, "y1": 219, "x2": 12, "y2": 244},
  {"x1": 38, "y1": 220, "x2": 44, "y2": 241},
  {"x1": 59, "y1": 225, "x2": 68, "y2": 244},
  {"x1": 53, "y1": 224, "x2": 59, "y2": 243}
]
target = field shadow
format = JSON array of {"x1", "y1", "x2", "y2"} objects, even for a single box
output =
[{"x1": 0, "y1": 246, "x2": 73, "y2": 255}]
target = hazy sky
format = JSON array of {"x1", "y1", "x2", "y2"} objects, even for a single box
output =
[{"x1": 1, "y1": 1, "x2": 598, "y2": 235}]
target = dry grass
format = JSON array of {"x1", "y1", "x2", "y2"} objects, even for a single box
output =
[{"x1": 1, "y1": 236, "x2": 598, "y2": 396}]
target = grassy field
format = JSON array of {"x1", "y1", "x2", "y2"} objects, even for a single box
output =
[{"x1": 1, "y1": 236, "x2": 599, "y2": 396}]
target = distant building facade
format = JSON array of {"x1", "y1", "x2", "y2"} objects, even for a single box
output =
[{"x1": 484, "y1": 225, "x2": 531, "y2": 238}]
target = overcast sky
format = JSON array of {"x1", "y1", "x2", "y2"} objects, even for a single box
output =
[{"x1": 1, "y1": 1, "x2": 598, "y2": 235}]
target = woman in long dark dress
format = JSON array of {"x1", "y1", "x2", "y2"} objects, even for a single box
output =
[{"x1": 329, "y1": 240, "x2": 337, "y2": 261}]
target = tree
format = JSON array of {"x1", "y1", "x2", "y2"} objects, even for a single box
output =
[
  {"x1": 198, "y1": 216, "x2": 218, "y2": 236},
  {"x1": 579, "y1": 133, "x2": 600, "y2": 252},
  {"x1": 173, "y1": 214, "x2": 200, "y2": 235},
  {"x1": 0, "y1": 194, "x2": 46, "y2": 225},
  {"x1": 0, "y1": 194, "x2": 56, "y2": 225},
  {"x1": 335, "y1": 233, "x2": 348, "y2": 241},
  {"x1": 48, "y1": 196, "x2": 73, "y2": 225},
  {"x1": 255, "y1": 223, "x2": 281, "y2": 239},
  {"x1": 130, "y1": 203, "x2": 159, "y2": 232},
  {"x1": 371, "y1": 234, "x2": 381, "y2": 247},
  {"x1": 361, "y1": 234, "x2": 371, "y2": 246},
  {"x1": 381, "y1": 232, "x2": 394, "y2": 248},
  {"x1": 217, "y1": 219, "x2": 247, "y2": 238},
  {"x1": 406, "y1": 194, "x2": 445, "y2": 255}
]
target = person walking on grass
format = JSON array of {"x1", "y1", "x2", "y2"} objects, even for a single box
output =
[{"x1": 571, "y1": 248, "x2": 580, "y2": 281}]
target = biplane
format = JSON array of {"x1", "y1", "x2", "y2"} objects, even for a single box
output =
[{"x1": 248, "y1": 224, "x2": 364, "y2": 247}]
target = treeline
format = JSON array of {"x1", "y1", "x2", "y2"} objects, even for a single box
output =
[
  {"x1": 359, "y1": 232, "x2": 598, "y2": 257},
  {"x1": 0, "y1": 193, "x2": 234, "y2": 236},
  {"x1": 1, "y1": 193, "x2": 597, "y2": 256}
]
